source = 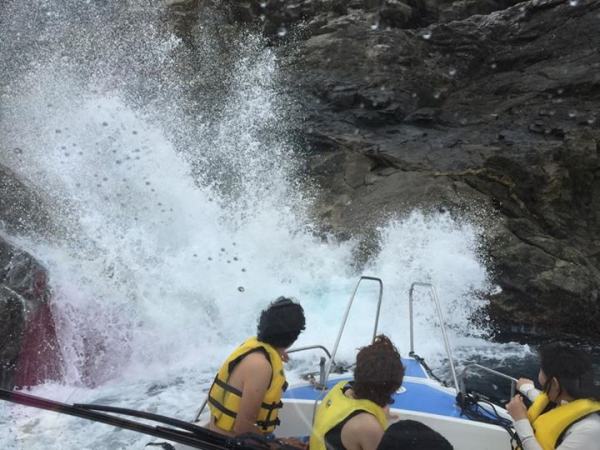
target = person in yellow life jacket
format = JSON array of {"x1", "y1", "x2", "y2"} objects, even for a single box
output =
[
  {"x1": 506, "y1": 343, "x2": 600, "y2": 450},
  {"x1": 310, "y1": 335, "x2": 405, "y2": 450},
  {"x1": 207, "y1": 297, "x2": 306, "y2": 438}
]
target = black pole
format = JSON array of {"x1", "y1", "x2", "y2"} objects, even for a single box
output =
[{"x1": 0, "y1": 388, "x2": 235, "y2": 450}]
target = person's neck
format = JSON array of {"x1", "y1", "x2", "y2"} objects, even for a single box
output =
[{"x1": 557, "y1": 393, "x2": 575, "y2": 404}]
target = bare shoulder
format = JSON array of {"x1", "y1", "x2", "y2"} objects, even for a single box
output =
[
  {"x1": 237, "y1": 350, "x2": 273, "y2": 374},
  {"x1": 343, "y1": 412, "x2": 384, "y2": 436}
]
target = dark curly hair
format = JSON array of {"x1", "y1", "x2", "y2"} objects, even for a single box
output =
[
  {"x1": 353, "y1": 335, "x2": 405, "y2": 407},
  {"x1": 539, "y1": 343, "x2": 600, "y2": 401},
  {"x1": 257, "y1": 297, "x2": 305, "y2": 348}
]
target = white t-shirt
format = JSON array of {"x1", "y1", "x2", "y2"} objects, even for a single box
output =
[{"x1": 513, "y1": 384, "x2": 600, "y2": 450}]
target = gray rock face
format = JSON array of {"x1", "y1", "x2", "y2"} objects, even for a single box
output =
[
  {"x1": 0, "y1": 236, "x2": 62, "y2": 389},
  {"x1": 202, "y1": 0, "x2": 600, "y2": 336}
]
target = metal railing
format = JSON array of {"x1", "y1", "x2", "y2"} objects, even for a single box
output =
[
  {"x1": 312, "y1": 276, "x2": 384, "y2": 422},
  {"x1": 287, "y1": 345, "x2": 334, "y2": 390},
  {"x1": 459, "y1": 363, "x2": 518, "y2": 400},
  {"x1": 408, "y1": 282, "x2": 459, "y2": 393}
]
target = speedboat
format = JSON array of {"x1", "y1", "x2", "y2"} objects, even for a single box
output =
[
  {"x1": 193, "y1": 277, "x2": 519, "y2": 450},
  {"x1": 1, "y1": 278, "x2": 519, "y2": 450}
]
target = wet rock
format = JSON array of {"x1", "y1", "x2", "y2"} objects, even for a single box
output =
[
  {"x1": 263, "y1": 0, "x2": 600, "y2": 337},
  {"x1": 0, "y1": 236, "x2": 62, "y2": 389}
]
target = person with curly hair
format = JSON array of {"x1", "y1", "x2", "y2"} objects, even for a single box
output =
[{"x1": 310, "y1": 335, "x2": 405, "y2": 450}]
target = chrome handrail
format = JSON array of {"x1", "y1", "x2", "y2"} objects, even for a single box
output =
[
  {"x1": 287, "y1": 345, "x2": 332, "y2": 359},
  {"x1": 312, "y1": 276, "x2": 384, "y2": 423},
  {"x1": 460, "y1": 363, "x2": 518, "y2": 400},
  {"x1": 323, "y1": 276, "x2": 383, "y2": 388},
  {"x1": 409, "y1": 282, "x2": 459, "y2": 393},
  {"x1": 288, "y1": 345, "x2": 335, "y2": 390}
]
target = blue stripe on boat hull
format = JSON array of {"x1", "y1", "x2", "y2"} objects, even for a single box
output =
[{"x1": 284, "y1": 358, "x2": 467, "y2": 420}]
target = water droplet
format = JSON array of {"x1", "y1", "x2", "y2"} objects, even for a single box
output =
[
  {"x1": 64, "y1": 152, "x2": 70, "y2": 157},
  {"x1": 557, "y1": 88, "x2": 564, "y2": 95},
  {"x1": 569, "y1": 0, "x2": 578, "y2": 6},
  {"x1": 227, "y1": 260, "x2": 231, "y2": 264},
  {"x1": 411, "y1": 92, "x2": 417, "y2": 98},
  {"x1": 568, "y1": 110, "x2": 578, "y2": 119},
  {"x1": 14, "y1": 147, "x2": 22, "y2": 154},
  {"x1": 422, "y1": 29, "x2": 432, "y2": 40},
  {"x1": 354, "y1": 128, "x2": 360, "y2": 135},
  {"x1": 241, "y1": 268, "x2": 246, "y2": 272},
  {"x1": 277, "y1": 27, "x2": 287, "y2": 37},
  {"x1": 238, "y1": 286, "x2": 245, "y2": 292},
  {"x1": 234, "y1": 257, "x2": 239, "y2": 261},
  {"x1": 260, "y1": 1, "x2": 267, "y2": 7},
  {"x1": 116, "y1": 160, "x2": 122, "y2": 164},
  {"x1": 433, "y1": 92, "x2": 441, "y2": 99},
  {"x1": 132, "y1": 130, "x2": 138, "y2": 135},
  {"x1": 380, "y1": 86, "x2": 386, "y2": 91},
  {"x1": 103, "y1": 177, "x2": 108, "y2": 181},
  {"x1": 102, "y1": 122, "x2": 108, "y2": 126},
  {"x1": 448, "y1": 68, "x2": 456, "y2": 76},
  {"x1": 193, "y1": 254, "x2": 197, "y2": 257},
  {"x1": 370, "y1": 22, "x2": 379, "y2": 31},
  {"x1": 460, "y1": 118, "x2": 468, "y2": 125},
  {"x1": 221, "y1": 248, "x2": 226, "y2": 252},
  {"x1": 587, "y1": 116, "x2": 596, "y2": 125},
  {"x1": 55, "y1": 129, "x2": 62, "y2": 134},
  {"x1": 145, "y1": 181, "x2": 151, "y2": 185}
]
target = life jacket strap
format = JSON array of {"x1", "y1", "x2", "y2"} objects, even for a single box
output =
[{"x1": 208, "y1": 396, "x2": 238, "y2": 420}]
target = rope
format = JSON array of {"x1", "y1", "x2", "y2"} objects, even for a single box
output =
[{"x1": 456, "y1": 391, "x2": 522, "y2": 449}]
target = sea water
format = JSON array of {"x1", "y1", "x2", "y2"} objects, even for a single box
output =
[{"x1": 0, "y1": 2, "x2": 539, "y2": 448}]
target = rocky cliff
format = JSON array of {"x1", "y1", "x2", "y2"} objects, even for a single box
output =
[
  {"x1": 212, "y1": 0, "x2": 600, "y2": 336},
  {"x1": 1, "y1": 0, "x2": 599, "y2": 389}
]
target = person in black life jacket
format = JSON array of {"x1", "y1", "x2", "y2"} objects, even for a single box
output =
[
  {"x1": 505, "y1": 343, "x2": 600, "y2": 450},
  {"x1": 310, "y1": 335, "x2": 405, "y2": 450},
  {"x1": 207, "y1": 297, "x2": 305, "y2": 439}
]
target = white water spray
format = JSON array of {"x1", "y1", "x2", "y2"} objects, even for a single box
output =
[{"x1": 0, "y1": 2, "x2": 529, "y2": 448}]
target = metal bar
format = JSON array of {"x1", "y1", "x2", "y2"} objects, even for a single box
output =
[
  {"x1": 322, "y1": 276, "x2": 383, "y2": 390},
  {"x1": 287, "y1": 345, "x2": 332, "y2": 359},
  {"x1": 313, "y1": 276, "x2": 384, "y2": 423},
  {"x1": 193, "y1": 398, "x2": 208, "y2": 424},
  {"x1": 409, "y1": 282, "x2": 459, "y2": 393},
  {"x1": 459, "y1": 363, "x2": 518, "y2": 400}
]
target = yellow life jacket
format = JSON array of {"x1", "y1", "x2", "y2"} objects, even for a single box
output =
[
  {"x1": 525, "y1": 392, "x2": 600, "y2": 450},
  {"x1": 310, "y1": 380, "x2": 388, "y2": 450},
  {"x1": 208, "y1": 336, "x2": 287, "y2": 434}
]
